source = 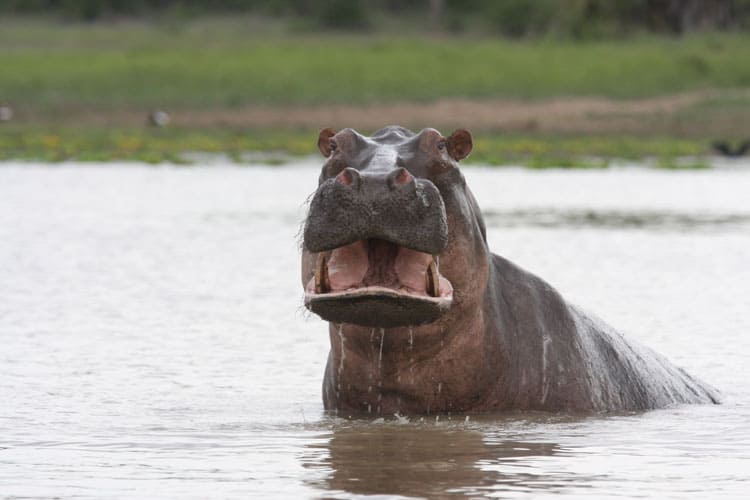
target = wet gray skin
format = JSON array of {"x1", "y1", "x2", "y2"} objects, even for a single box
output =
[{"x1": 301, "y1": 125, "x2": 720, "y2": 414}]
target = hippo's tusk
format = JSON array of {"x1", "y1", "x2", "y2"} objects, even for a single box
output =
[
  {"x1": 315, "y1": 253, "x2": 330, "y2": 294},
  {"x1": 426, "y1": 259, "x2": 440, "y2": 297}
]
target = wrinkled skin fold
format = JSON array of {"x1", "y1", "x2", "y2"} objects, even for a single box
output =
[{"x1": 301, "y1": 125, "x2": 720, "y2": 415}]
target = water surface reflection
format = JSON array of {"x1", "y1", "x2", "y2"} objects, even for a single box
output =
[
  {"x1": 482, "y1": 208, "x2": 750, "y2": 231},
  {"x1": 302, "y1": 420, "x2": 584, "y2": 499}
]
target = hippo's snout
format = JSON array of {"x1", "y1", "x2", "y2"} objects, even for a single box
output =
[
  {"x1": 303, "y1": 160, "x2": 452, "y2": 327},
  {"x1": 303, "y1": 168, "x2": 448, "y2": 255}
]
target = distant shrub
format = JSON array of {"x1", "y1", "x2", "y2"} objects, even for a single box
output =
[
  {"x1": 0, "y1": 0, "x2": 748, "y2": 37},
  {"x1": 314, "y1": 0, "x2": 370, "y2": 30},
  {"x1": 487, "y1": 0, "x2": 557, "y2": 37}
]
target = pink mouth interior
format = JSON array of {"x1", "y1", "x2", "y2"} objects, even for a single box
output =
[{"x1": 306, "y1": 239, "x2": 452, "y2": 299}]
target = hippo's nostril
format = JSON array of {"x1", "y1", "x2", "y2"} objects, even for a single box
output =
[
  {"x1": 387, "y1": 168, "x2": 413, "y2": 190},
  {"x1": 336, "y1": 167, "x2": 361, "y2": 188}
]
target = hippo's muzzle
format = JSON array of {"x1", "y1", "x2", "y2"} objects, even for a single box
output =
[{"x1": 303, "y1": 166, "x2": 453, "y2": 327}]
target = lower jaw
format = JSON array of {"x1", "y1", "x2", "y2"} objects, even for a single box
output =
[{"x1": 305, "y1": 286, "x2": 452, "y2": 328}]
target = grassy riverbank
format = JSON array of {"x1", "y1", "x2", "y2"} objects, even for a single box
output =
[
  {"x1": 3, "y1": 18, "x2": 750, "y2": 112},
  {"x1": 1, "y1": 17, "x2": 748, "y2": 166}
]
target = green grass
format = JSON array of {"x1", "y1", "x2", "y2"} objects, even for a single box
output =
[
  {"x1": 0, "y1": 125, "x2": 715, "y2": 168},
  {"x1": 2, "y1": 17, "x2": 750, "y2": 113}
]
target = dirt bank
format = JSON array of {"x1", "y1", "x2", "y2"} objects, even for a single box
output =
[{"x1": 13, "y1": 90, "x2": 750, "y2": 138}]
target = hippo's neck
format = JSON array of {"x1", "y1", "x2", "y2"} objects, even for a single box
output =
[{"x1": 322, "y1": 313, "x2": 501, "y2": 416}]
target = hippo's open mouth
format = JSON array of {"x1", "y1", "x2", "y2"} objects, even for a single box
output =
[{"x1": 304, "y1": 238, "x2": 453, "y2": 327}]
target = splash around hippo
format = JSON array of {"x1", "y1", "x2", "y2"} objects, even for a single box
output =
[{"x1": 301, "y1": 125, "x2": 719, "y2": 415}]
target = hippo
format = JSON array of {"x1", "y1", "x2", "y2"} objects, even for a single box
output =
[{"x1": 301, "y1": 125, "x2": 719, "y2": 415}]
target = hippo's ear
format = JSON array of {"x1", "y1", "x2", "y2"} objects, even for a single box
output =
[
  {"x1": 317, "y1": 128, "x2": 337, "y2": 157},
  {"x1": 447, "y1": 129, "x2": 472, "y2": 161}
]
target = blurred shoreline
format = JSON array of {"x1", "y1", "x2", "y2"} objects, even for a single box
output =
[{"x1": 1, "y1": 16, "x2": 748, "y2": 166}]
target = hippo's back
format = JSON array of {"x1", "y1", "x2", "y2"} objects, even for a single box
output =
[
  {"x1": 570, "y1": 305, "x2": 720, "y2": 410},
  {"x1": 488, "y1": 253, "x2": 719, "y2": 411}
]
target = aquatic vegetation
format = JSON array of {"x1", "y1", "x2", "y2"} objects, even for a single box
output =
[{"x1": 0, "y1": 125, "x2": 718, "y2": 168}]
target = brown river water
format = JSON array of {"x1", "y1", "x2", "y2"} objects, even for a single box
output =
[{"x1": 1, "y1": 161, "x2": 749, "y2": 499}]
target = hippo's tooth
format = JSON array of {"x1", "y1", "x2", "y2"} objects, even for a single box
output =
[
  {"x1": 426, "y1": 260, "x2": 440, "y2": 297},
  {"x1": 315, "y1": 253, "x2": 330, "y2": 294}
]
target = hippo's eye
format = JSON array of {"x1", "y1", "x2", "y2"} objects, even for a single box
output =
[
  {"x1": 437, "y1": 140, "x2": 446, "y2": 151},
  {"x1": 329, "y1": 140, "x2": 337, "y2": 152}
]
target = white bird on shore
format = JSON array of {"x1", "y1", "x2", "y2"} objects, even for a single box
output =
[
  {"x1": 0, "y1": 105, "x2": 13, "y2": 122},
  {"x1": 148, "y1": 110, "x2": 170, "y2": 127}
]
